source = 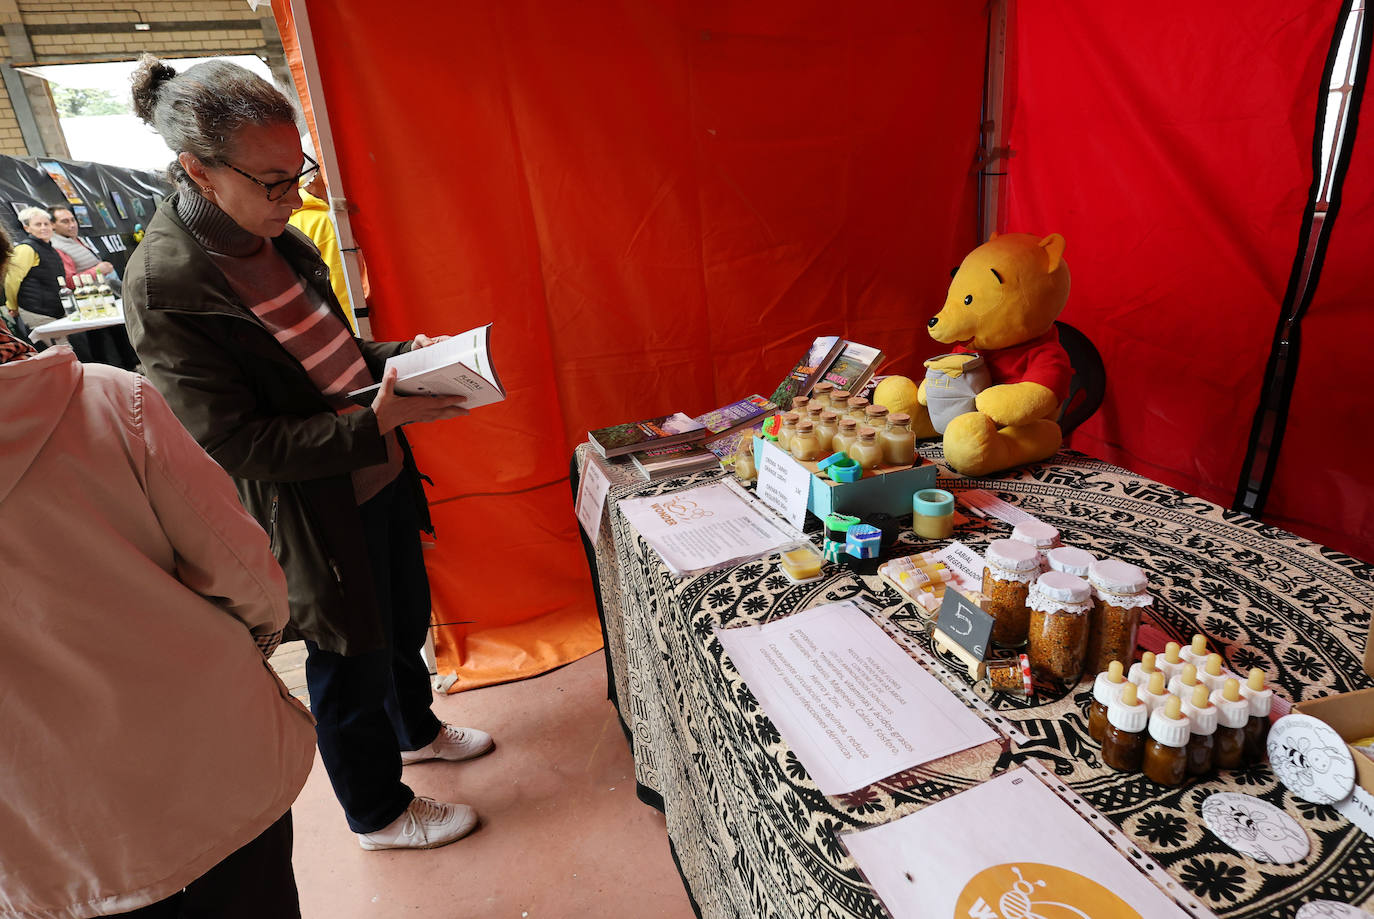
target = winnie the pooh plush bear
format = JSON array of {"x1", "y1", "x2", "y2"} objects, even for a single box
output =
[{"x1": 915, "y1": 232, "x2": 1074, "y2": 477}]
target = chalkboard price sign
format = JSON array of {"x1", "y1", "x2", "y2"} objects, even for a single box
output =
[{"x1": 935, "y1": 588, "x2": 994, "y2": 662}]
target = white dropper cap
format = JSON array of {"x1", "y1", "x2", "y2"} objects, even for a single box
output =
[
  {"x1": 1128, "y1": 651, "x2": 1158, "y2": 687},
  {"x1": 1167, "y1": 662, "x2": 1201, "y2": 700},
  {"x1": 1238, "y1": 668, "x2": 1274, "y2": 718},
  {"x1": 1180, "y1": 683, "x2": 1218, "y2": 736},
  {"x1": 1141, "y1": 670, "x2": 1172, "y2": 714},
  {"x1": 1107, "y1": 682, "x2": 1149, "y2": 733},
  {"x1": 1093, "y1": 660, "x2": 1129, "y2": 707},
  {"x1": 1199, "y1": 653, "x2": 1229, "y2": 694},
  {"x1": 1211, "y1": 679, "x2": 1250, "y2": 730},
  {"x1": 1179, "y1": 633, "x2": 1209, "y2": 668},
  {"x1": 1156, "y1": 641, "x2": 1185, "y2": 682},
  {"x1": 1148, "y1": 696, "x2": 1191, "y2": 748}
]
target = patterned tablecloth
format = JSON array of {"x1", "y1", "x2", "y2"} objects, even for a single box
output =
[{"x1": 576, "y1": 444, "x2": 1374, "y2": 919}]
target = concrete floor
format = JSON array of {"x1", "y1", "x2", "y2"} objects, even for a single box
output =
[{"x1": 271, "y1": 648, "x2": 697, "y2": 918}]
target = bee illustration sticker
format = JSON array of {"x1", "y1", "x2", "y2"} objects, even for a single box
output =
[
  {"x1": 1201, "y1": 792, "x2": 1309, "y2": 864},
  {"x1": 1267, "y1": 714, "x2": 1356, "y2": 805},
  {"x1": 954, "y1": 863, "x2": 1141, "y2": 919}
]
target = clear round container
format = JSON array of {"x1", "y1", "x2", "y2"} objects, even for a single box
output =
[
  {"x1": 1084, "y1": 559, "x2": 1151, "y2": 676},
  {"x1": 1027, "y1": 571, "x2": 1092, "y2": 683},
  {"x1": 982, "y1": 539, "x2": 1041, "y2": 648}
]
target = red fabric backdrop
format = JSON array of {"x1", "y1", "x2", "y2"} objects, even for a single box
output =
[
  {"x1": 1001, "y1": 1, "x2": 1371, "y2": 562},
  {"x1": 288, "y1": 1, "x2": 988, "y2": 685}
]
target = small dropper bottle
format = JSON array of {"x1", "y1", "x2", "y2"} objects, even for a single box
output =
[
  {"x1": 1238, "y1": 668, "x2": 1274, "y2": 765},
  {"x1": 1144, "y1": 696, "x2": 1190, "y2": 786},
  {"x1": 1180, "y1": 683, "x2": 1217, "y2": 776},
  {"x1": 1088, "y1": 660, "x2": 1128, "y2": 743},
  {"x1": 1103, "y1": 682, "x2": 1148, "y2": 772},
  {"x1": 1211, "y1": 678, "x2": 1249, "y2": 769}
]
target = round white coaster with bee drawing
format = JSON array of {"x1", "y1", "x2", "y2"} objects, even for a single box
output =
[
  {"x1": 1295, "y1": 901, "x2": 1374, "y2": 919},
  {"x1": 1267, "y1": 713, "x2": 1356, "y2": 805},
  {"x1": 1201, "y1": 792, "x2": 1309, "y2": 864}
]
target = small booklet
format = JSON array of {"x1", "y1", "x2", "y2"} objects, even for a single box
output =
[
  {"x1": 694, "y1": 394, "x2": 776, "y2": 439},
  {"x1": 348, "y1": 323, "x2": 504, "y2": 407},
  {"x1": 822, "y1": 340, "x2": 885, "y2": 394},
  {"x1": 631, "y1": 443, "x2": 720, "y2": 481},
  {"x1": 588, "y1": 412, "x2": 707, "y2": 458},
  {"x1": 767, "y1": 335, "x2": 845, "y2": 410}
]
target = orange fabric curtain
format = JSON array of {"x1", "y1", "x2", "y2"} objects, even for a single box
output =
[{"x1": 277, "y1": 0, "x2": 988, "y2": 687}]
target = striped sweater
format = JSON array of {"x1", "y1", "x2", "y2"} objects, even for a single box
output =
[{"x1": 176, "y1": 190, "x2": 401, "y2": 502}]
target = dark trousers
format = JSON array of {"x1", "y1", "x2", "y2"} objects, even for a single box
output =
[
  {"x1": 109, "y1": 811, "x2": 298, "y2": 918},
  {"x1": 304, "y1": 477, "x2": 442, "y2": 834}
]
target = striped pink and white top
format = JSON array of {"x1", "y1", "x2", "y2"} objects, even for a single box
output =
[{"x1": 210, "y1": 243, "x2": 402, "y2": 502}]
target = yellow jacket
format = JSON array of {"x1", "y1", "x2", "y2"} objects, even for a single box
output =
[
  {"x1": 4, "y1": 243, "x2": 43, "y2": 313},
  {"x1": 288, "y1": 191, "x2": 361, "y2": 332}
]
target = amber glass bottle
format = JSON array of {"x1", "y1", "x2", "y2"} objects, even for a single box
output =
[
  {"x1": 1103, "y1": 682, "x2": 1148, "y2": 772},
  {"x1": 1212, "y1": 679, "x2": 1249, "y2": 770},
  {"x1": 1143, "y1": 696, "x2": 1190, "y2": 786},
  {"x1": 1088, "y1": 660, "x2": 1128, "y2": 743}
]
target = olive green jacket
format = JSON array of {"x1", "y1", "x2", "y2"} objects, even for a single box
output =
[{"x1": 123, "y1": 194, "x2": 431, "y2": 655}]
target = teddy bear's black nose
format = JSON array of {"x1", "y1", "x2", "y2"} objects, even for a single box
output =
[{"x1": 927, "y1": 317, "x2": 939, "y2": 329}]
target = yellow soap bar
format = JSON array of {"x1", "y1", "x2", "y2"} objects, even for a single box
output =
[{"x1": 780, "y1": 547, "x2": 824, "y2": 581}]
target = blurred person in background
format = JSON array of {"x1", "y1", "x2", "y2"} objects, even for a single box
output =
[{"x1": 4, "y1": 206, "x2": 93, "y2": 362}]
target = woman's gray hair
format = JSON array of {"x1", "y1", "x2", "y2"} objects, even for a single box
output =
[
  {"x1": 17, "y1": 206, "x2": 50, "y2": 228},
  {"x1": 130, "y1": 54, "x2": 299, "y2": 191}
]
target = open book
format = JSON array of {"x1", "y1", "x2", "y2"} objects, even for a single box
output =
[{"x1": 348, "y1": 323, "x2": 505, "y2": 408}]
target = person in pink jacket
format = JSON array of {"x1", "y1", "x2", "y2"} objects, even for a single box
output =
[{"x1": 0, "y1": 267, "x2": 316, "y2": 912}]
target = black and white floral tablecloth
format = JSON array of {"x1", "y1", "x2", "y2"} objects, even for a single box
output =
[{"x1": 575, "y1": 444, "x2": 1374, "y2": 919}]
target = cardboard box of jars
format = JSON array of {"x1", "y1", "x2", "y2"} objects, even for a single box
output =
[
  {"x1": 1292, "y1": 616, "x2": 1374, "y2": 795},
  {"x1": 753, "y1": 436, "x2": 937, "y2": 518}
]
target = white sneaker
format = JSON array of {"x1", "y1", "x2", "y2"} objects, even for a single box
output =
[
  {"x1": 357, "y1": 796, "x2": 478, "y2": 851},
  {"x1": 400, "y1": 724, "x2": 494, "y2": 765}
]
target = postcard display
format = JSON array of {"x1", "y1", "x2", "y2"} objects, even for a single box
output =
[{"x1": 0, "y1": 154, "x2": 170, "y2": 273}]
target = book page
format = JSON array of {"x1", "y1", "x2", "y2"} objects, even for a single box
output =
[
  {"x1": 715, "y1": 601, "x2": 997, "y2": 795},
  {"x1": 348, "y1": 323, "x2": 505, "y2": 406}
]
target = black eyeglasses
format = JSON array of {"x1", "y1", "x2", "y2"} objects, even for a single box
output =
[{"x1": 223, "y1": 153, "x2": 319, "y2": 201}]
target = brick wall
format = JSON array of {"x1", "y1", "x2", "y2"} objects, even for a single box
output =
[
  {"x1": 0, "y1": 33, "x2": 22, "y2": 155},
  {"x1": 0, "y1": 0, "x2": 288, "y2": 156}
]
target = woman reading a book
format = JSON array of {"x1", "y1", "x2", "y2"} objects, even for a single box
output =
[{"x1": 123, "y1": 55, "x2": 494, "y2": 852}]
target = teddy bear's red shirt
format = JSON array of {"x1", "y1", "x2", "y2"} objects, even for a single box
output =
[{"x1": 953, "y1": 327, "x2": 1073, "y2": 403}]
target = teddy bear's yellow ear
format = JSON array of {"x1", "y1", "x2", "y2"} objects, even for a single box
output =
[{"x1": 1038, "y1": 233, "x2": 1066, "y2": 273}]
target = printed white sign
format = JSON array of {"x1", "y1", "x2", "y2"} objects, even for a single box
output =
[
  {"x1": 715, "y1": 601, "x2": 995, "y2": 794},
  {"x1": 929, "y1": 540, "x2": 985, "y2": 592},
  {"x1": 574, "y1": 454, "x2": 613, "y2": 539},
  {"x1": 843, "y1": 768, "x2": 1195, "y2": 919},
  {"x1": 617, "y1": 480, "x2": 795, "y2": 577},
  {"x1": 754, "y1": 439, "x2": 811, "y2": 531}
]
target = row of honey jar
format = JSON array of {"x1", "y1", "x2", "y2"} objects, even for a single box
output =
[
  {"x1": 770, "y1": 380, "x2": 917, "y2": 468},
  {"x1": 978, "y1": 523, "x2": 1151, "y2": 687},
  {"x1": 1086, "y1": 647, "x2": 1274, "y2": 786}
]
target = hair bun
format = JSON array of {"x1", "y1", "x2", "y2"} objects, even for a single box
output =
[{"x1": 130, "y1": 54, "x2": 178, "y2": 124}]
